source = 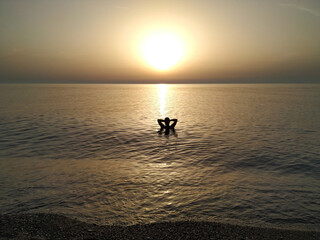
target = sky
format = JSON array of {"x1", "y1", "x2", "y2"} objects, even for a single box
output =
[{"x1": 0, "y1": 0, "x2": 319, "y2": 83}]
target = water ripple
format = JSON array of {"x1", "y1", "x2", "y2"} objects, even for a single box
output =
[{"x1": 1, "y1": 84, "x2": 320, "y2": 230}]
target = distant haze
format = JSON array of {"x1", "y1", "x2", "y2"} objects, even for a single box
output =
[{"x1": 0, "y1": 0, "x2": 319, "y2": 83}]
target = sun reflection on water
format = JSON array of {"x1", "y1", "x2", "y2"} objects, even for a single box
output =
[{"x1": 158, "y1": 84, "x2": 167, "y2": 117}]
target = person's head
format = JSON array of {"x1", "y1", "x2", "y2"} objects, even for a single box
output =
[{"x1": 164, "y1": 117, "x2": 170, "y2": 125}]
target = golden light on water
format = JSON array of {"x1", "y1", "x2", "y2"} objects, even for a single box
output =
[
  {"x1": 158, "y1": 84, "x2": 167, "y2": 116},
  {"x1": 141, "y1": 32, "x2": 185, "y2": 71}
]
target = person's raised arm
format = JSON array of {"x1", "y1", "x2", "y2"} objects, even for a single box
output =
[
  {"x1": 157, "y1": 119, "x2": 165, "y2": 128},
  {"x1": 170, "y1": 119, "x2": 178, "y2": 128}
]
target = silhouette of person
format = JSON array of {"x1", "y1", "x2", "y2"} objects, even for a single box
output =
[{"x1": 157, "y1": 117, "x2": 178, "y2": 135}]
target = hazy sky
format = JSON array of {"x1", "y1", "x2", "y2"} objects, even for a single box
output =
[{"x1": 0, "y1": 0, "x2": 319, "y2": 83}]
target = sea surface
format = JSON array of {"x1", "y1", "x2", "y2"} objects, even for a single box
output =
[{"x1": 0, "y1": 84, "x2": 319, "y2": 230}]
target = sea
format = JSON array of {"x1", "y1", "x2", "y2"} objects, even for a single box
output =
[{"x1": 0, "y1": 84, "x2": 319, "y2": 231}]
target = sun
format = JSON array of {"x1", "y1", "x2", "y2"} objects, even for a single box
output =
[{"x1": 141, "y1": 32, "x2": 184, "y2": 71}]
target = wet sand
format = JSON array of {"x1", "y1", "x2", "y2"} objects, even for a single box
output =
[{"x1": 0, "y1": 214, "x2": 319, "y2": 240}]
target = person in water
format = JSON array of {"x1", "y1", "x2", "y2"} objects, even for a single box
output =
[{"x1": 157, "y1": 117, "x2": 178, "y2": 130}]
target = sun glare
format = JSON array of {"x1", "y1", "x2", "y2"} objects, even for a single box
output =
[
  {"x1": 141, "y1": 32, "x2": 184, "y2": 71},
  {"x1": 158, "y1": 84, "x2": 167, "y2": 116}
]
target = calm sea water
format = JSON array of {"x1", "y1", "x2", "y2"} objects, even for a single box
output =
[{"x1": 0, "y1": 84, "x2": 319, "y2": 230}]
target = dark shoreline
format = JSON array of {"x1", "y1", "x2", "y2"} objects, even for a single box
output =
[{"x1": 1, "y1": 214, "x2": 319, "y2": 240}]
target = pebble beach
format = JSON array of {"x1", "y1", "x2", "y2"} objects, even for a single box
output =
[{"x1": 1, "y1": 214, "x2": 319, "y2": 240}]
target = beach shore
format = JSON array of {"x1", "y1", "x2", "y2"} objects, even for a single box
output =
[{"x1": 0, "y1": 214, "x2": 319, "y2": 240}]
